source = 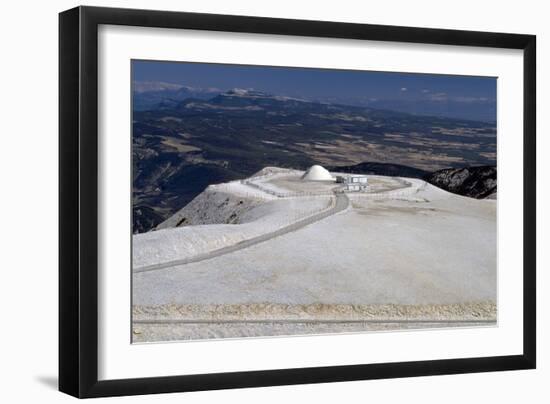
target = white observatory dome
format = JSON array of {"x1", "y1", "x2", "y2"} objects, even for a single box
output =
[{"x1": 301, "y1": 165, "x2": 334, "y2": 181}]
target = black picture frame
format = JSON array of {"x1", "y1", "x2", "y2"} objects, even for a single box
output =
[{"x1": 59, "y1": 5, "x2": 536, "y2": 398}]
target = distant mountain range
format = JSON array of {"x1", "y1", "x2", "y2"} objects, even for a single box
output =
[
  {"x1": 134, "y1": 81, "x2": 496, "y2": 122},
  {"x1": 361, "y1": 98, "x2": 496, "y2": 123},
  {"x1": 133, "y1": 82, "x2": 221, "y2": 111},
  {"x1": 132, "y1": 86, "x2": 497, "y2": 233}
]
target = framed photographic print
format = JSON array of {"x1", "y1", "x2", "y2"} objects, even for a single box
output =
[{"x1": 59, "y1": 6, "x2": 536, "y2": 398}]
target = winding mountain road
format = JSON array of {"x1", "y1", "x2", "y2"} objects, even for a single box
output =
[{"x1": 134, "y1": 192, "x2": 349, "y2": 273}]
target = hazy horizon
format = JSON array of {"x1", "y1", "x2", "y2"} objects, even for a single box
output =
[{"x1": 133, "y1": 59, "x2": 497, "y2": 122}]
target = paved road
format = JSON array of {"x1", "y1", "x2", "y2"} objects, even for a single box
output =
[{"x1": 134, "y1": 192, "x2": 349, "y2": 273}]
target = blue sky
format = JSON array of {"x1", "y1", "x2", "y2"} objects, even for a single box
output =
[{"x1": 133, "y1": 60, "x2": 497, "y2": 121}]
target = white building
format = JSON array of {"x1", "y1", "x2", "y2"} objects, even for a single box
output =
[
  {"x1": 348, "y1": 175, "x2": 368, "y2": 185},
  {"x1": 336, "y1": 174, "x2": 369, "y2": 192}
]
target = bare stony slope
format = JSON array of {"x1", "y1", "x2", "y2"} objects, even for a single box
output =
[
  {"x1": 156, "y1": 187, "x2": 262, "y2": 229},
  {"x1": 425, "y1": 166, "x2": 496, "y2": 199},
  {"x1": 156, "y1": 167, "x2": 300, "y2": 230}
]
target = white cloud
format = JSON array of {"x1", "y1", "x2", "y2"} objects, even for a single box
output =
[
  {"x1": 427, "y1": 93, "x2": 494, "y2": 103},
  {"x1": 453, "y1": 96, "x2": 477, "y2": 103},
  {"x1": 400, "y1": 87, "x2": 408, "y2": 91},
  {"x1": 421, "y1": 89, "x2": 430, "y2": 93},
  {"x1": 453, "y1": 96, "x2": 492, "y2": 103},
  {"x1": 429, "y1": 92, "x2": 448, "y2": 101},
  {"x1": 133, "y1": 81, "x2": 184, "y2": 93}
]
